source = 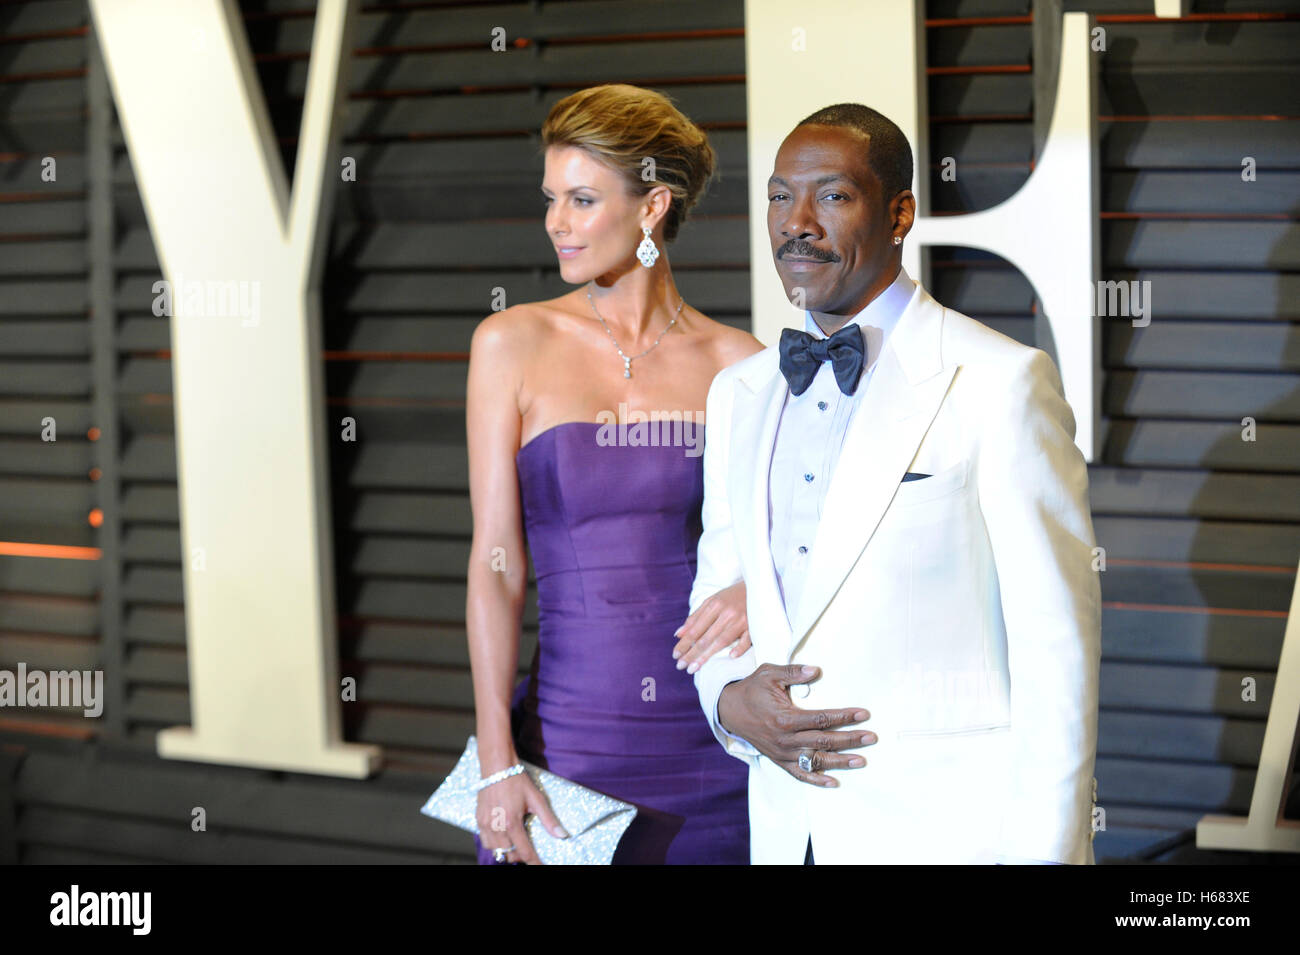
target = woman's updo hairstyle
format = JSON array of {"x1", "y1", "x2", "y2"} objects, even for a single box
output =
[{"x1": 540, "y1": 84, "x2": 717, "y2": 244}]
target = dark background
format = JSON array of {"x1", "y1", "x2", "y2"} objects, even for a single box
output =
[{"x1": 0, "y1": 0, "x2": 1297, "y2": 864}]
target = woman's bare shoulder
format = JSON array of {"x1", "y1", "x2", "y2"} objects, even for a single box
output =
[
  {"x1": 694, "y1": 313, "x2": 765, "y2": 369},
  {"x1": 471, "y1": 297, "x2": 578, "y2": 358}
]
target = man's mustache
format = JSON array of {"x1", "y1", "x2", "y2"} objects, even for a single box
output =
[{"x1": 777, "y1": 240, "x2": 840, "y2": 262}]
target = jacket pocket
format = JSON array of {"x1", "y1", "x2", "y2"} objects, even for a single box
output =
[{"x1": 890, "y1": 459, "x2": 968, "y2": 507}]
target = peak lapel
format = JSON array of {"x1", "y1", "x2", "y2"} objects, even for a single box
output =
[
  {"x1": 786, "y1": 287, "x2": 957, "y2": 659},
  {"x1": 729, "y1": 355, "x2": 794, "y2": 649}
]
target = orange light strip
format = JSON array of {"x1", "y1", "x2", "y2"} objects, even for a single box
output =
[
  {"x1": 1104, "y1": 601, "x2": 1289, "y2": 618},
  {"x1": 1097, "y1": 12, "x2": 1298, "y2": 23},
  {"x1": 0, "y1": 27, "x2": 91, "y2": 43},
  {"x1": 927, "y1": 64, "x2": 1031, "y2": 75},
  {"x1": 0, "y1": 191, "x2": 85, "y2": 203},
  {"x1": 1100, "y1": 212, "x2": 1294, "y2": 221},
  {"x1": 1105, "y1": 558, "x2": 1297, "y2": 574},
  {"x1": 0, "y1": 718, "x2": 96, "y2": 741},
  {"x1": 0, "y1": 541, "x2": 101, "y2": 560},
  {"x1": 1101, "y1": 114, "x2": 1297, "y2": 122},
  {"x1": 0, "y1": 68, "x2": 86, "y2": 82}
]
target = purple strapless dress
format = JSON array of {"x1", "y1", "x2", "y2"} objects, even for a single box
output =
[{"x1": 475, "y1": 420, "x2": 750, "y2": 865}]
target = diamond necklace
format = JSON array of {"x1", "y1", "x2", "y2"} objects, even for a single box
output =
[{"x1": 585, "y1": 282, "x2": 685, "y2": 379}]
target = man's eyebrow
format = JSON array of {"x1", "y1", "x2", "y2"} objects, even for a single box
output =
[{"x1": 767, "y1": 174, "x2": 854, "y2": 188}]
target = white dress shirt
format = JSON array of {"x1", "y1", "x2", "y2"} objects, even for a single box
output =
[
  {"x1": 711, "y1": 267, "x2": 911, "y2": 739},
  {"x1": 768, "y1": 266, "x2": 914, "y2": 628}
]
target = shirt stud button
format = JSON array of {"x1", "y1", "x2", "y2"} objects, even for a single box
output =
[
  {"x1": 817, "y1": 401, "x2": 827, "y2": 411},
  {"x1": 804, "y1": 473, "x2": 814, "y2": 482},
  {"x1": 798, "y1": 545, "x2": 808, "y2": 554}
]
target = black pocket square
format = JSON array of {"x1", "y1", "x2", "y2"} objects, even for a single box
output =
[{"x1": 901, "y1": 472, "x2": 932, "y2": 482}]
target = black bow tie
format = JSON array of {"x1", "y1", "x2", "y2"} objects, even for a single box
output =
[{"x1": 778, "y1": 324, "x2": 866, "y2": 396}]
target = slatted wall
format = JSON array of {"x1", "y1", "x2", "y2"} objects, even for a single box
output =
[
  {"x1": 2, "y1": 0, "x2": 753, "y2": 865},
  {"x1": 928, "y1": 0, "x2": 1300, "y2": 860},
  {"x1": 1086, "y1": 1, "x2": 1299, "y2": 859},
  {"x1": 0, "y1": 0, "x2": 103, "y2": 753},
  {"x1": 0, "y1": 0, "x2": 1296, "y2": 864}
]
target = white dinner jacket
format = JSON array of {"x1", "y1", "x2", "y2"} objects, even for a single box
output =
[{"x1": 691, "y1": 280, "x2": 1101, "y2": 865}]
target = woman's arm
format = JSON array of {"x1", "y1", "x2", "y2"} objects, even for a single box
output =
[
  {"x1": 464, "y1": 310, "x2": 529, "y2": 775},
  {"x1": 673, "y1": 330, "x2": 767, "y2": 671},
  {"x1": 464, "y1": 309, "x2": 567, "y2": 864},
  {"x1": 673, "y1": 579, "x2": 751, "y2": 672}
]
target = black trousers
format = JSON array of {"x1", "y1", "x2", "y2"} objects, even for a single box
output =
[{"x1": 804, "y1": 838, "x2": 815, "y2": 865}]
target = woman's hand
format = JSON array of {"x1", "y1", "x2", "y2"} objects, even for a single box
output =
[
  {"x1": 672, "y1": 579, "x2": 751, "y2": 674},
  {"x1": 476, "y1": 770, "x2": 569, "y2": 865}
]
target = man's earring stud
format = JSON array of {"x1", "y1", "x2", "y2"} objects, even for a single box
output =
[{"x1": 892, "y1": 235, "x2": 902, "y2": 246}]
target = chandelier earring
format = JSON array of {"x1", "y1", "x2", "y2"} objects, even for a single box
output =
[{"x1": 636, "y1": 226, "x2": 660, "y2": 268}]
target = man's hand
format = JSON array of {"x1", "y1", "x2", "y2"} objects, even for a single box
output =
[{"x1": 717, "y1": 664, "x2": 875, "y2": 787}]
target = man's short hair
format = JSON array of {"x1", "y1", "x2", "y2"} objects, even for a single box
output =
[{"x1": 796, "y1": 103, "x2": 914, "y2": 202}]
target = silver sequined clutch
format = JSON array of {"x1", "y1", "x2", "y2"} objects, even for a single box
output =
[{"x1": 419, "y1": 736, "x2": 638, "y2": 865}]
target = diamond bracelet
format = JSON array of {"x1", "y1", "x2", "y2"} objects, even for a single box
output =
[{"x1": 475, "y1": 762, "x2": 526, "y2": 792}]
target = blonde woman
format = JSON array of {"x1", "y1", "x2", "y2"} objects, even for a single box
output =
[{"x1": 465, "y1": 85, "x2": 763, "y2": 864}]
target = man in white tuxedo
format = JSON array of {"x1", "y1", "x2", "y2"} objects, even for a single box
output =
[{"x1": 683, "y1": 104, "x2": 1101, "y2": 864}]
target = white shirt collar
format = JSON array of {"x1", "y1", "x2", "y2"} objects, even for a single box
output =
[{"x1": 803, "y1": 266, "x2": 914, "y2": 358}]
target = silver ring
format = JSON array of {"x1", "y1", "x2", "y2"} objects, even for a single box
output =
[
  {"x1": 492, "y1": 844, "x2": 516, "y2": 863},
  {"x1": 798, "y1": 751, "x2": 814, "y2": 773}
]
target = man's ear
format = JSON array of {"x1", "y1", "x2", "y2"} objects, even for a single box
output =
[{"x1": 891, "y1": 189, "x2": 916, "y2": 240}]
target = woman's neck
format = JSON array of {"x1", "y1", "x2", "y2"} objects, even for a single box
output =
[{"x1": 585, "y1": 262, "x2": 685, "y2": 341}]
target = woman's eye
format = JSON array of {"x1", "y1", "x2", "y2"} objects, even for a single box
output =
[{"x1": 574, "y1": 197, "x2": 592, "y2": 206}]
